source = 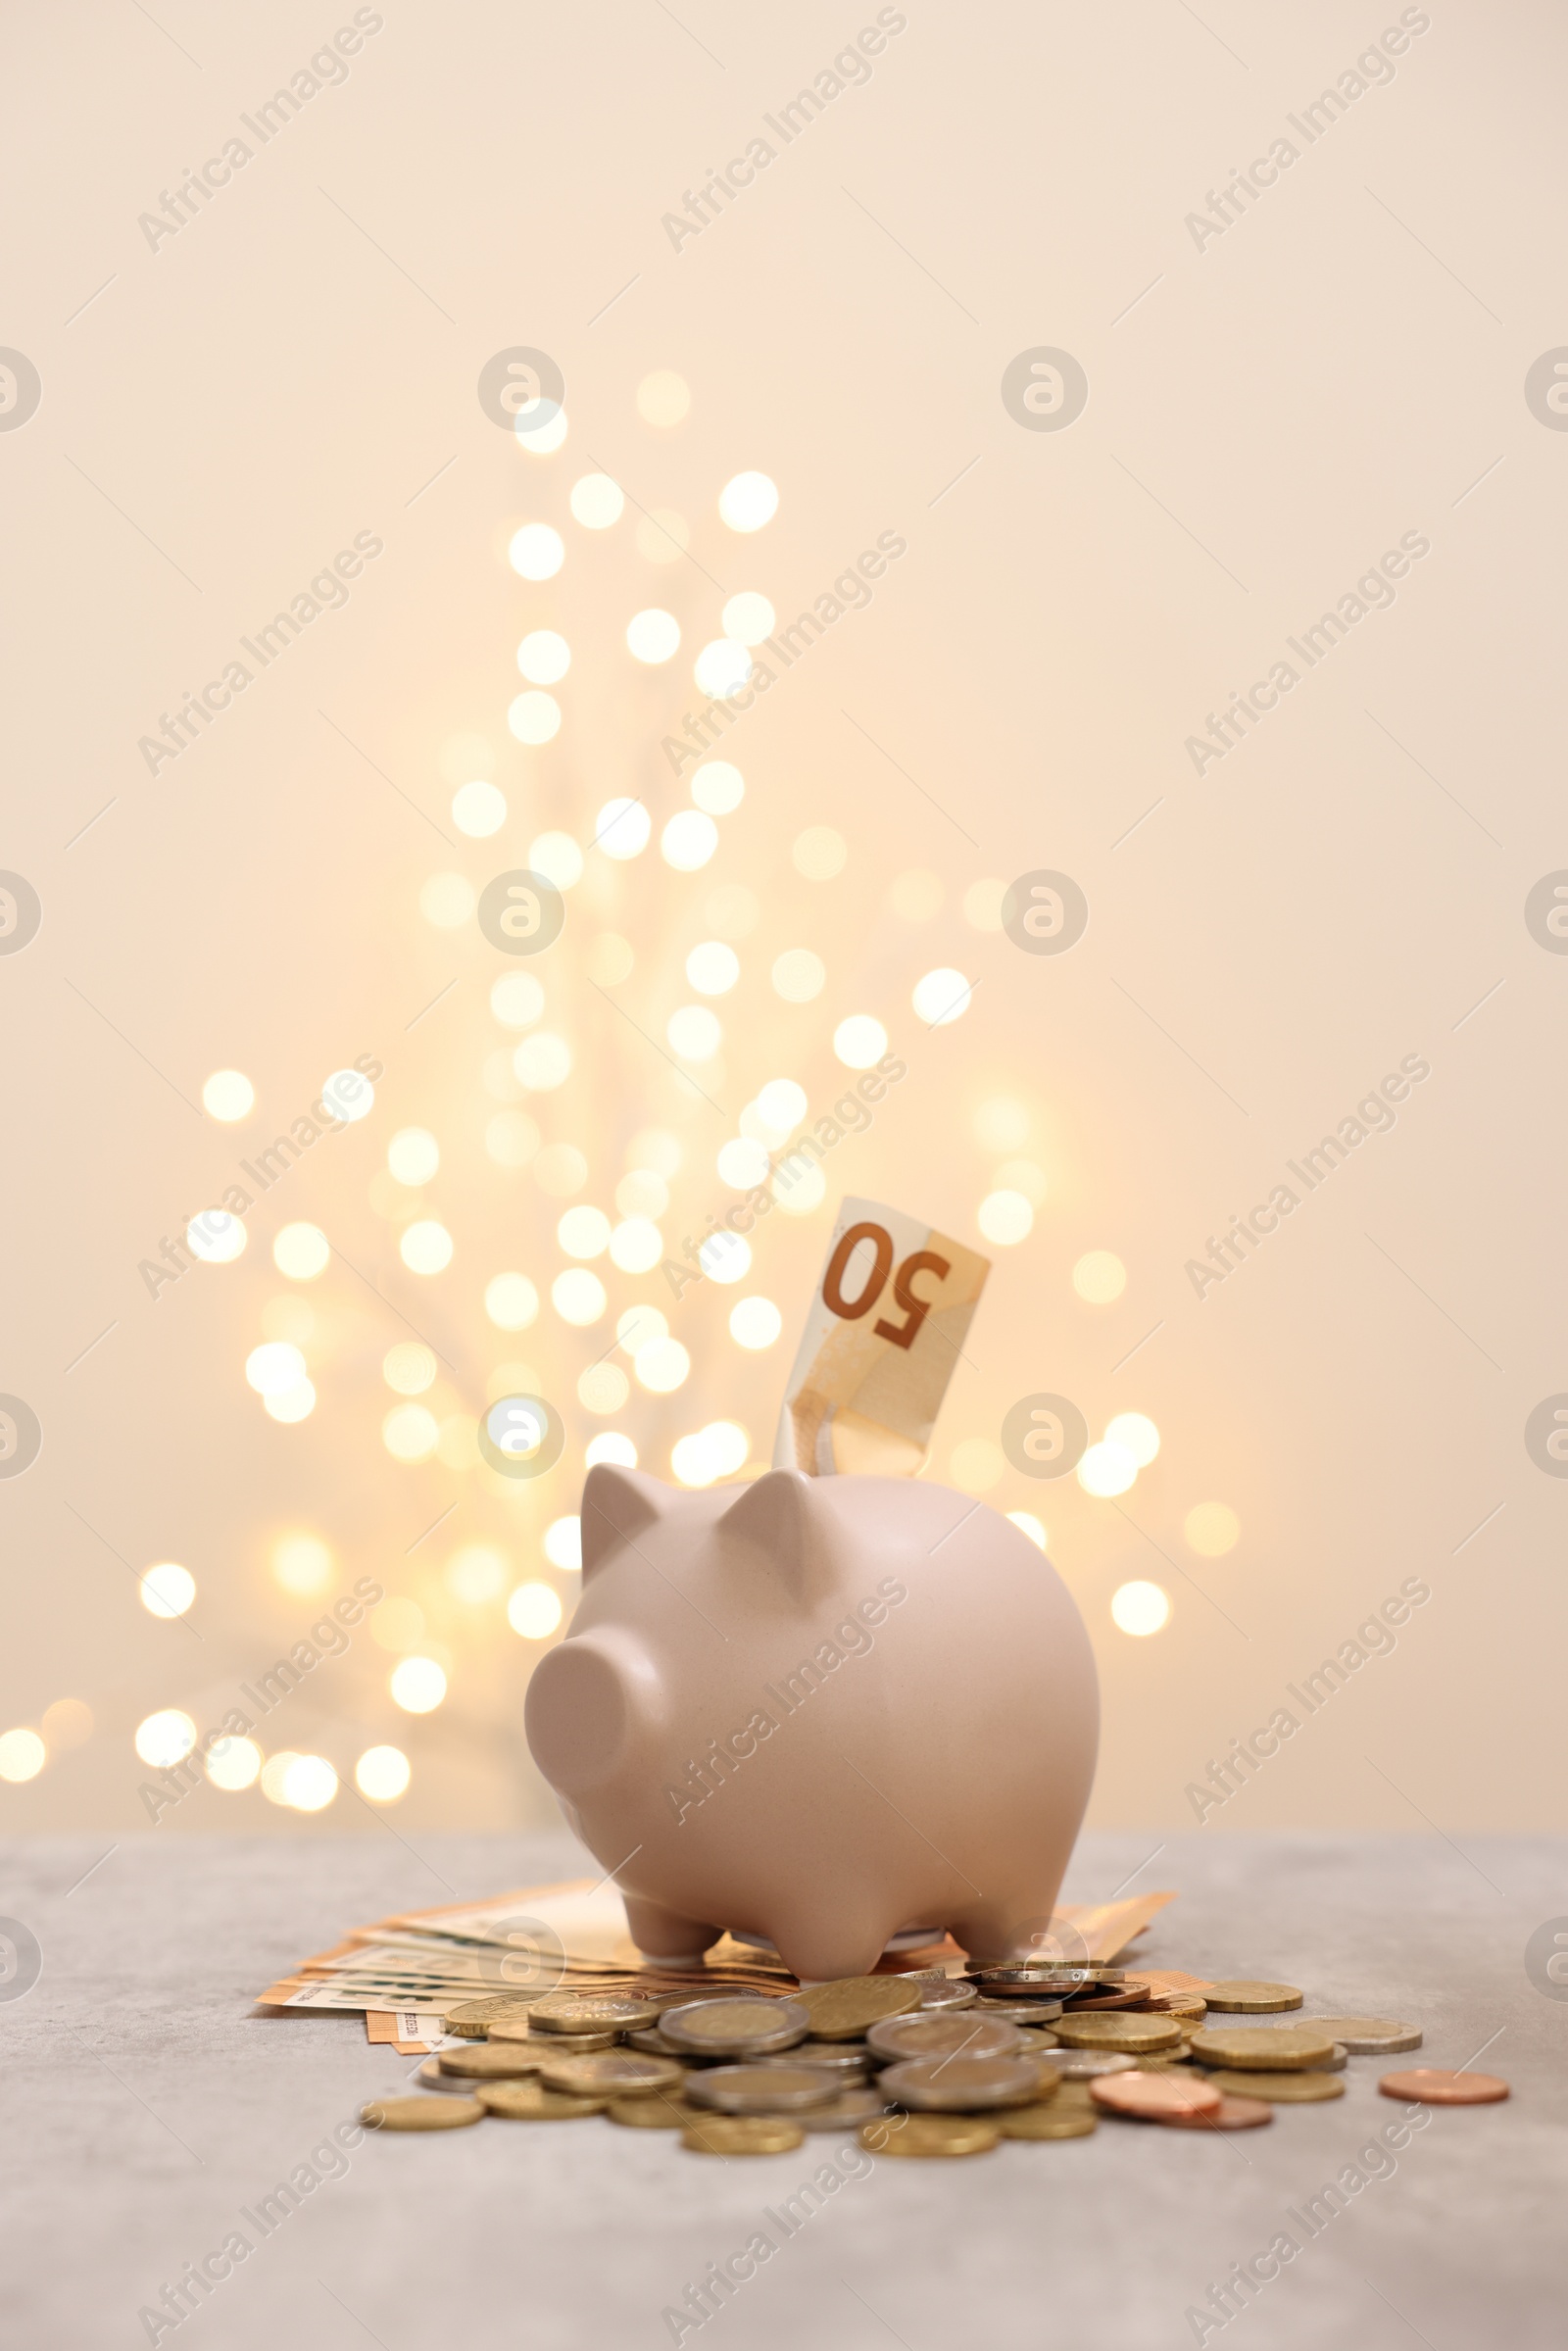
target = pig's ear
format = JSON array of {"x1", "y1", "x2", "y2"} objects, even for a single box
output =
[
  {"x1": 581, "y1": 1464, "x2": 668, "y2": 1579},
  {"x1": 717, "y1": 1469, "x2": 831, "y2": 1602}
]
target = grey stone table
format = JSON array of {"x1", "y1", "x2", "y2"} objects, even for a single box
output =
[{"x1": 5, "y1": 1831, "x2": 1564, "y2": 2351}]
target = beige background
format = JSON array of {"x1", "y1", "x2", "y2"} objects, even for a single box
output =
[{"x1": 2, "y1": 0, "x2": 1563, "y2": 1845}]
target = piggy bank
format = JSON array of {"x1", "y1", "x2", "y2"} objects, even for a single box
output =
[{"x1": 523, "y1": 1463, "x2": 1099, "y2": 1983}]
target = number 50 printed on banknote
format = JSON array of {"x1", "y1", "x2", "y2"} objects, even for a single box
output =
[{"x1": 772, "y1": 1199, "x2": 991, "y2": 1478}]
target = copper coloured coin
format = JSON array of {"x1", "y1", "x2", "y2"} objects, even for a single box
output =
[
  {"x1": 1379, "y1": 2068, "x2": 1509, "y2": 2106},
  {"x1": 1156, "y1": 2092, "x2": 1274, "y2": 2131},
  {"x1": 1090, "y1": 2070, "x2": 1222, "y2": 2121}
]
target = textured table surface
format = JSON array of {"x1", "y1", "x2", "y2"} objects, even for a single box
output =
[{"x1": 6, "y1": 1829, "x2": 1564, "y2": 2351}]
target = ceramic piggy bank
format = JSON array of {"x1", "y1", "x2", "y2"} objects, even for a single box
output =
[{"x1": 524, "y1": 1461, "x2": 1099, "y2": 1982}]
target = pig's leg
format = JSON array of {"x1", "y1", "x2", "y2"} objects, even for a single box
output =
[
  {"x1": 621, "y1": 1893, "x2": 723, "y2": 1968},
  {"x1": 948, "y1": 1896, "x2": 1063, "y2": 1970},
  {"x1": 765, "y1": 1909, "x2": 899, "y2": 1985}
]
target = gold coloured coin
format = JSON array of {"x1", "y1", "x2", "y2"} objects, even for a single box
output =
[
  {"x1": 607, "y1": 2094, "x2": 706, "y2": 2129},
  {"x1": 998, "y1": 2105, "x2": 1097, "y2": 2140},
  {"x1": 798, "y1": 2087, "x2": 892, "y2": 2131},
  {"x1": 1305, "y1": 2018, "x2": 1422, "y2": 2054},
  {"x1": 877, "y1": 2055, "x2": 1041, "y2": 2112},
  {"x1": 860, "y1": 2113, "x2": 1001, "y2": 2157},
  {"x1": 438, "y1": 2042, "x2": 544, "y2": 2080},
  {"x1": 686, "y1": 2064, "x2": 838, "y2": 2115},
  {"x1": 1190, "y1": 2026, "x2": 1336, "y2": 2072},
  {"x1": 1201, "y1": 1981, "x2": 1303, "y2": 2014},
  {"x1": 798, "y1": 1977, "x2": 921, "y2": 2040},
  {"x1": 444, "y1": 1995, "x2": 538, "y2": 2038},
  {"x1": 753, "y1": 2041, "x2": 869, "y2": 2075},
  {"x1": 1201, "y1": 2069, "x2": 1345, "y2": 2104},
  {"x1": 1054, "y1": 2013, "x2": 1182, "y2": 2053},
  {"x1": 865, "y1": 2014, "x2": 1024, "y2": 2063},
  {"x1": 680, "y1": 2115, "x2": 806, "y2": 2156},
  {"x1": 529, "y1": 1990, "x2": 664, "y2": 2033},
  {"x1": 538, "y1": 2051, "x2": 686, "y2": 2095},
  {"x1": 487, "y1": 2022, "x2": 615, "y2": 2050},
  {"x1": 362, "y1": 2094, "x2": 483, "y2": 2131},
  {"x1": 476, "y1": 2080, "x2": 608, "y2": 2119},
  {"x1": 660, "y1": 1997, "x2": 809, "y2": 2055}
]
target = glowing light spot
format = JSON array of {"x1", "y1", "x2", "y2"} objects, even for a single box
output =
[
  {"x1": 390, "y1": 1657, "x2": 447, "y2": 1714},
  {"x1": 271, "y1": 1222, "x2": 329, "y2": 1281},
  {"x1": 667, "y1": 1004, "x2": 721, "y2": 1060},
  {"x1": 753, "y1": 1079, "x2": 808, "y2": 1138},
  {"x1": 552, "y1": 1268, "x2": 607, "y2": 1325},
  {"x1": 387, "y1": 1128, "x2": 440, "y2": 1187},
  {"x1": 662, "y1": 810, "x2": 718, "y2": 870},
  {"x1": 322, "y1": 1068, "x2": 374, "y2": 1124},
  {"x1": 206, "y1": 1736, "x2": 262, "y2": 1791},
  {"x1": 672, "y1": 1421, "x2": 750, "y2": 1488},
  {"x1": 687, "y1": 941, "x2": 739, "y2": 995},
  {"x1": 139, "y1": 1562, "x2": 195, "y2": 1619},
  {"x1": 950, "y1": 1438, "x2": 1005, "y2": 1493},
  {"x1": 627, "y1": 608, "x2": 680, "y2": 663},
  {"x1": 0, "y1": 1729, "x2": 46, "y2": 1782},
  {"x1": 515, "y1": 404, "x2": 566, "y2": 453},
  {"x1": 635, "y1": 1336, "x2": 690, "y2": 1393},
  {"x1": 586, "y1": 1432, "x2": 638, "y2": 1468},
  {"x1": 729, "y1": 1296, "x2": 782, "y2": 1349},
  {"x1": 578, "y1": 1361, "x2": 630, "y2": 1413},
  {"x1": 594, "y1": 799, "x2": 652, "y2": 860},
  {"x1": 40, "y1": 1699, "x2": 92, "y2": 1749},
  {"x1": 369, "y1": 1597, "x2": 425, "y2": 1652},
  {"x1": 700, "y1": 1231, "x2": 750, "y2": 1283},
  {"x1": 1073, "y1": 1251, "x2": 1127, "y2": 1304},
  {"x1": 382, "y1": 1403, "x2": 439, "y2": 1462},
  {"x1": 628, "y1": 1128, "x2": 682, "y2": 1177},
  {"x1": 978, "y1": 1191, "x2": 1034, "y2": 1247},
  {"x1": 1077, "y1": 1441, "x2": 1138, "y2": 1498},
  {"x1": 793, "y1": 827, "x2": 847, "y2": 881},
  {"x1": 514, "y1": 1032, "x2": 572, "y2": 1091},
  {"x1": 609, "y1": 1217, "x2": 662, "y2": 1273},
  {"x1": 452, "y1": 779, "x2": 507, "y2": 837},
  {"x1": 637, "y1": 370, "x2": 691, "y2": 426},
  {"x1": 558, "y1": 1205, "x2": 612, "y2": 1259},
  {"x1": 1006, "y1": 1511, "x2": 1048, "y2": 1550},
  {"x1": 356, "y1": 1745, "x2": 411, "y2": 1802},
  {"x1": 264, "y1": 1381, "x2": 316, "y2": 1425},
  {"x1": 527, "y1": 832, "x2": 583, "y2": 889},
  {"x1": 247, "y1": 1343, "x2": 306, "y2": 1396},
  {"x1": 484, "y1": 1272, "x2": 539, "y2": 1330},
  {"x1": 833, "y1": 1015, "x2": 887, "y2": 1070},
  {"x1": 695, "y1": 638, "x2": 752, "y2": 699},
  {"x1": 587, "y1": 933, "x2": 635, "y2": 984},
  {"x1": 202, "y1": 1069, "x2": 253, "y2": 1121},
  {"x1": 774, "y1": 1162, "x2": 826, "y2": 1214},
  {"x1": 509, "y1": 522, "x2": 564, "y2": 579},
  {"x1": 912, "y1": 967, "x2": 972, "y2": 1026},
  {"x1": 400, "y1": 1220, "x2": 453, "y2": 1276},
  {"x1": 1106, "y1": 1413, "x2": 1160, "y2": 1468},
  {"x1": 692, "y1": 761, "x2": 744, "y2": 815},
  {"x1": 717, "y1": 1137, "x2": 769, "y2": 1189},
  {"x1": 617, "y1": 1304, "x2": 667, "y2": 1354},
  {"x1": 186, "y1": 1210, "x2": 245, "y2": 1264},
  {"x1": 272, "y1": 1534, "x2": 331, "y2": 1596},
  {"x1": 383, "y1": 1343, "x2": 437, "y2": 1395},
  {"x1": 976, "y1": 1096, "x2": 1031, "y2": 1151},
  {"x1": 420, "y1": 873, "x2": 474, "y2": 928},
  {"x1": 135, "y1": 1710, "x2": 196, "y2": 1769},
  {"x1": 509, "y1": 690, "x2": 562, "y2": 745},
  {"x1": 1185, "y1": 1502, "x2": 1241, "y2": 1556},
  {"x1": 517, "y1": 629, "x2": 570, "y2": 683},
  {"x1": 772, "y1": 949, "x2": 825, "y2": 1003},
  {"x1": 508, "y1": 1582, "x2": 564, "y2": 1640},
  {"x1": 722, "y1": 592, "x2": 775, "y2": 645},
  {"x1": 569, "y1": 472, "x2": 624, "y2": 527},
  {"x1": 446, "y1": 1546, "x2": 507, "y2": 1604},
  {"x1": 491, "y1": 973, "x2": 544, "y2": 1029},
  {"x1": 544, "y1": 1516, "x2": 581, "y2": 1571},
  {"x1": 718, "y1": 471, "x2": 778, "y2": 531},
  {"x1": 1111, "y1": 1580, "x2": 1171, "y2": 1637},
  {"x1": 279, "y1": 1753, "x2": 338, "y2": 1811}
]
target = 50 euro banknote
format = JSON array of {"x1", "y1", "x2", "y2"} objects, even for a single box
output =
[{"x1": 772, "y1": 1199, "x2": 990, "y2": 1477}]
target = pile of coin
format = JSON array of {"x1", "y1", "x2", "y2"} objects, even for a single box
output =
[{"x1": 362, "y1": 1962, "x2": 1504, "y2": 2157}]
